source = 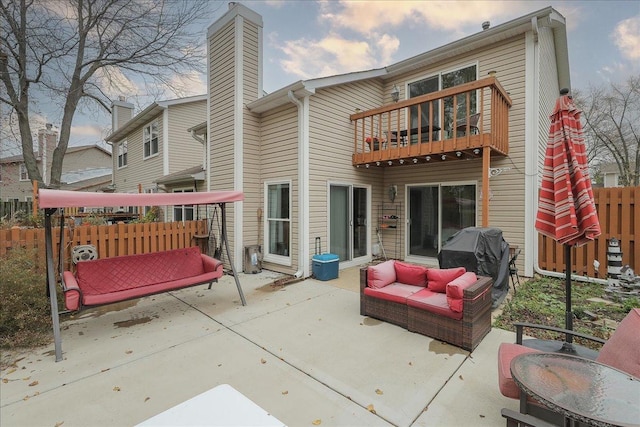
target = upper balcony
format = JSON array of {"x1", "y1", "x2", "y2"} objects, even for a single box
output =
[{"x1": 351, "y1": 76, "x2": 512, "y2": 167}]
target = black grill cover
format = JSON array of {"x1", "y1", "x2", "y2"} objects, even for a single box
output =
[{"x1": 437, "y1": 227, "x2": 510, "y2": 308}]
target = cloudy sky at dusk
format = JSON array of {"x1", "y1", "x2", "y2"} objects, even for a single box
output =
[{"x1": 4, "y1": 0, "x2": 639, "y2": 152}]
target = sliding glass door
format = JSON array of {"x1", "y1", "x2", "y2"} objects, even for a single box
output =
[
  {"x1": 407, "y1": 183, "x2": 476, "y2": 258},
  {"x1": 329, "y1": 185, "x2": 368, "y2": 262}
]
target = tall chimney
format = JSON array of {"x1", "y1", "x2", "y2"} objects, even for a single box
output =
[
  {"x1": 111, "y1": 98, "x2": 134, "y2": 132},
  {"x1": 37, "y1": 124, "x2": 58, "y2": 185}
]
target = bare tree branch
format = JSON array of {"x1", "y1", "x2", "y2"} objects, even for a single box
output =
[{"x1": 1, "y1": 0, "x2": 215, "y2": 187}]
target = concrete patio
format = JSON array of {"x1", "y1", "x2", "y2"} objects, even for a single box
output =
[{"x1": 1, "y1": 267, "x2": 519, "y2": 426}]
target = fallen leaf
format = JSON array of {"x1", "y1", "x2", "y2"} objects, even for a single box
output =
[
  {"x1": 28, "y1": 381, "x2": 39, "y2": 387},
  {"x1": 479, "y1": 414, "x2": 485, "y2": 418},
  {"x1": 113, "y1": 386, "x2": 121, "y2": 392},
  {"x1": 459, "y1": 375, "x2": 464, "y2": 380},
  {"x1": 6, "y1": 368, "x2": 16, "y2": 375},
  {"x1": 125, "y1": 350, "x2": 133, "y2": 354},
  {"x1": 367, "y1": 404, "x2": 376, "y2": 414},
  {"x1": 375, "y1": 389, "x2": 383, "y2": 395},
  {"x1": 54, "y1": 422, "x2": 64, "y2": 427},
  {"x1": 408, "y1": 362, "x2": 413, "y2": 366},
  {"x1": 144, "y1": 397, "x2": 150, "y2": 402},
  {"x1": 2, "y1": 379, "x2": 7, "y2": 384},
  {"x1": 101, "y1": 368, "x2": 110, "y2": 372},
  {"x1": 260, "y1": 358, "x2": 267, "y2": 364},
  {"x1": 281, "y1": 390, "x2": 288, "y2": 395},
  {"x1": 312, "y1": 420, "x2": 321, "y2": 425}
]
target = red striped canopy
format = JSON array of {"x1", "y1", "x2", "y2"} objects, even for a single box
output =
[
  {"x1": 535, "y1": 95, "x2": 601, "y2": 246},
  {"x1": 38, "y1": 188, "x2": 244, "y2": 208}
]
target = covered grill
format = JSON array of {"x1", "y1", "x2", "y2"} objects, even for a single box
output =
[{"x1": 437, "y1": 227, "x2": 510, "y2": 308}]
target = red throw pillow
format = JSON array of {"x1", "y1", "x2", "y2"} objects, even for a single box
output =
[
  {"x1": 427, "y1": 267, "x2": 466, "y2": 293},
  {"x1": 367, "y1": 260, "x2": 396, "y2": 289},
  {"x1": 394, "y1": 261, "x2": 428, "y2": 286},
  {"x1": 446, "y1": 272, "x2": 478, "y2": 312}
]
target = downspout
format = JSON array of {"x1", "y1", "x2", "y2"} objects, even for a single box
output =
[
  {"x1": 288, "y1": 90, "x2": 308, "y2": 279},
  {"x1": 528, "y1": 17, "x2": 603, "y2": 286}
]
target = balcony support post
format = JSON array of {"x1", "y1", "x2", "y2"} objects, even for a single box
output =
[{"x1": 482, "y1": 146, "x2": 490, "y2": 227}]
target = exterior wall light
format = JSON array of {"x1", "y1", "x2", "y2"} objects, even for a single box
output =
[{"x1": 391, "y1": 84, "x2": 400, "y2": 103}]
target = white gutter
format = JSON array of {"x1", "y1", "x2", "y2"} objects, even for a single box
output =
[{"x1": 288, "y1": 90, "x2": 309, "y2": 278}]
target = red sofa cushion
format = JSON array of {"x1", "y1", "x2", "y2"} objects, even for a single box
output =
[
  {"x1": 407, "y1": 288, "x2": 462, "y2": 320},
  {"x1": 364, "y1": 283, "x2": 421, "y2": 304},
  {"x1": 497, "y1": 343, "x2": 541, "y2": 399},
  {"x1": 597, "y1": 308, "x2": 640, "y2": 377},
  {"x1": 76, "y1": 247, "x2": 207, "y2": 296},
  {"x1": 367, "y1": 260, "x2": 396, "y2": 289},
  {"x1": 427, "y1": 267, "x2": 466, "y2": 293},
  {"x1": 446, "y1": 272, "x2": 478, "y2": 312},
  {"x1": 394, "y1": 261, "x2": 428, "y2": 286}
]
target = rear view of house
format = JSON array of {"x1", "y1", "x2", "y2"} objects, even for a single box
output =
[{"x1": 205, "y1": 3, "x2": 569, "y2": 280}]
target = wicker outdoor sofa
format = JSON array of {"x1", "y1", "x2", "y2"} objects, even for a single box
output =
[{"x1": 360, "y1": 260, "x2": 493, "y2": 351}]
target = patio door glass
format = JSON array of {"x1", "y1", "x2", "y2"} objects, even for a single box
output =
[
  {"x1": 329, "y1": 185, "x2": 368, "y2": 261},
  {"x1": 408, "y1": 184, "x2": 476, "y2": 258}
]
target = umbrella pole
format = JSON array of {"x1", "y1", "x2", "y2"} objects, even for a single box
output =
[{"x1": 562, "y1": 244, "x2": 575, "y2": 353}]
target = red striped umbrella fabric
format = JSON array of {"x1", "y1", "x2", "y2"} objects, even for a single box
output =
[
  {"x1": 535, "y1": 93, "x2": 601, "y2": 350},
  {"x1": 535, "y1": 94, "x2": 601, "y2": 246}
]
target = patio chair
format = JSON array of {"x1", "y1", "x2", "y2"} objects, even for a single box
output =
[
  {"x1": 508, "y1": 247, "x2": 521, "y2": 294},
  {"x1": 498, "y1": 308, "x2": 640, "y2": 425},
  {"x1": 455, "y1": 113, "x2": 480, "y2": 137}
]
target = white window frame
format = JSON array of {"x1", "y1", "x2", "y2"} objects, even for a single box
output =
[
  {"x1": 406, "y1": 62, "x2": 478, "y2": 137},
  {"x1": 172, "y1": 188, "x2": 195, "y2": 223},
  {"x1": 405, "y1": 180, "x2": 478, "y2": 264},
  {"x1": 143, "y1": 121, "x2": 159, "y2": 159},
  {"x1": 19, "y1": 163, "x2": 29, "y2": 181},
  {"x1": 263, "y1": 180, "x2": 292, "y2": 266},
  {"x1": 117, "y1": 141, "x2": 128, "y2": 169}
]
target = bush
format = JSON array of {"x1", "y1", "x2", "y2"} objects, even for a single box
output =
[{"x1": 0, "y1": 248, "x2": 52, "y2": 349}]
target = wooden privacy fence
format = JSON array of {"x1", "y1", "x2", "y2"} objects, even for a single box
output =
[
  {"x1": 539, "y1": 186, "x2": 638, "y2": 279},
  {"x1": 1, "y1": 220, "x2": 208, "y2": 273}
]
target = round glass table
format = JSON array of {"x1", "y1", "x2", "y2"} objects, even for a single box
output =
[{"x1": 511, "y1": 352, "x2": 640, "y2": 427}]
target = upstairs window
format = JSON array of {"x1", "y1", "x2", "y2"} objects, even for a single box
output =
[
  {"x1": 19, "y1": 163, "x2": 28, "y2": 181},
  {"x1": 118, "y1": 141, "x2": 128, "y2": 168},
  {"x1": 143, "y1": 122, "x2": 159, "y2": 158}
]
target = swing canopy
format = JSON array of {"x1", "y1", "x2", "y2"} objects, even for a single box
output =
[{"x1": 38, "y1": 188, "x2": 244, "y2": 208}]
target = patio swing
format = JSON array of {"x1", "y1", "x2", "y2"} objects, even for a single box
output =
[{"x1": 38, "y1": 188, "x2": 246, "y2": 362}]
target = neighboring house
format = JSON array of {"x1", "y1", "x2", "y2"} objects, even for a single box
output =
[
  {"x1": 0, "y1": 124, "x2": 112, "y2": 201},
  {"x1": 105, "y1": 95, "x2": 207, "y2": 221},
  {"x1": 599, "y1": 162, "x2": 637, "y2": 187},
  {"x1": 198, "y1": 3, "x2": 570, "y2": 279}
]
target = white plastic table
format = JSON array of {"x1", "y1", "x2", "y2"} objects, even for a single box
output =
[{"x1": 136, "y1": 384, "x2": 286, "y2": 427}]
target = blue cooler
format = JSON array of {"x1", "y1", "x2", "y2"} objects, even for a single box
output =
[{"x1": 312, "y1": 253, "x2": 339, "y2": 281}]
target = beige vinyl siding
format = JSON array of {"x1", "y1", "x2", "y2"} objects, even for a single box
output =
[
  {"x1": 537, "y1": 26, "x2": 561, "y2": 180},
  {"x1": 259, "y1": 104, "x2": 298, "y2": 274},
  {"x1": 241, "y1": 20, "x2": 262, "y2": 259},
  {"x1": 308, "y1": 80, "x2": 385, "y2": 260},
  {"x1": 63, "y1": 148, "x2": 112, "y2": 172},
  {"x1": 209, "y1": 19, "x2": 240, "y2": 265},
  {"x1": 166, "y1": 100, "x2": 207, "y2": 174},
  {"x1": 377, "y1": 35, "x2": 527, "y2": 259},
  {"x1": 113, "y1": 117, "x2": 164, "y2": 195}
]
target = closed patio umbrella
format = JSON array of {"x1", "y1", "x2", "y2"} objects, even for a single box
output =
[{"x1": 535, "y1": 89, "x2": 601, "y2": 352}]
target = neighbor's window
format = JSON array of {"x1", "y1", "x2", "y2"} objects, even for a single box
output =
[
  {"x1": 118, "y1": 141, "x2": 128, "y2": 168},
  {"x1": 143, "y1": 122, "x2": 159, "y2": 158},
  {"x1": 173, "y1": 189, "x2": 194, "y2": 222},
  {"x1": 265, "y1": 182, "x2": 290, "y2": 260},
  {"x1": 19, "y1": 163, "x2": 28, "y2": 181}
]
